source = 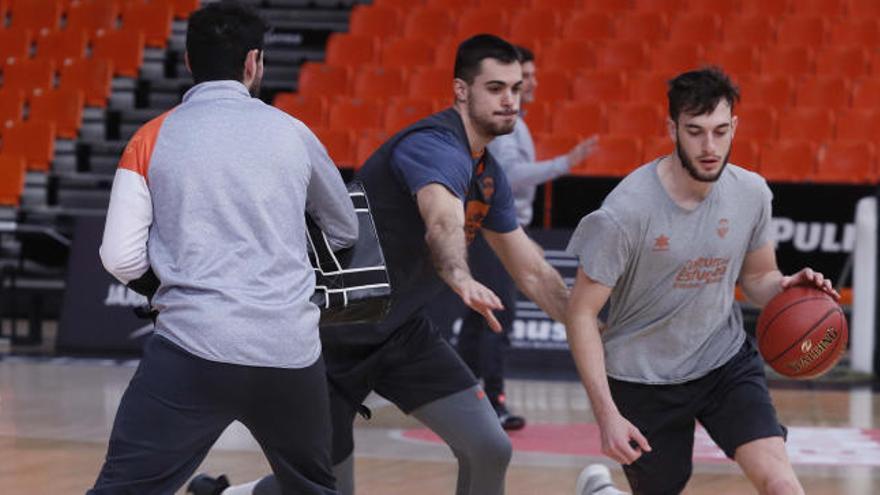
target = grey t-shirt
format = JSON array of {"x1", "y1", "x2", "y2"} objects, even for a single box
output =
[{"x1": 566, "y1": 160, "x2": 773, "y2": 384}]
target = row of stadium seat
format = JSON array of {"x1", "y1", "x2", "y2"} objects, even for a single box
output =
[{"x1": 0, "y1": 0, "x2": 196, "y2": 33}]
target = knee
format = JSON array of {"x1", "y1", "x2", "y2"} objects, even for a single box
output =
[
  {"x1": 763, "y1": 475, "x2": 803, "y2": 495},
  {"x1": 458, "y1": 429, "x2": 512, "y2": 471}
]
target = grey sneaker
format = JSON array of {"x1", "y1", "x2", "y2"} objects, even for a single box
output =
[{"x1": 575, "y1": 464, "x2": 629, "y2": 495}]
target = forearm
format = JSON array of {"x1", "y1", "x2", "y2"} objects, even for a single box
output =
[
  {"x1": 566, "y1": 313, "x2": 619, "y2": 422},
  {"x1": 425, "y1": 219, "x2": 472, "y2": 293},
  {"x1": 504, "y1": 156, "x2": 569, "y2": 190},
  {"x1": 741, "y1": 269, "x2": 784, "y2": 308},
  {"x1": 516, "y1": 261, "x2": 569, "y2": 322}
]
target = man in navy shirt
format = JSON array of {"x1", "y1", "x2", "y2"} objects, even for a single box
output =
[{"x1": 190, "y1": 35, "x2": 570, "y2": 495}]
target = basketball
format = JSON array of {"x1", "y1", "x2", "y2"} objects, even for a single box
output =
[{"x1": 756, "y1": 286, "x2": 848, "y2": 379}]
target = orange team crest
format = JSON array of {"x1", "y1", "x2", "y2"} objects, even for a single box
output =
[
  {"x1": 480, "y1": 176, "x2": 495, "y2": 200},
  {"x1": 653, "y1": 234, "x2": 670, "y2": 251},
  {"x1": 717, "y1": 218, "x2": 729, "y2": 238}
]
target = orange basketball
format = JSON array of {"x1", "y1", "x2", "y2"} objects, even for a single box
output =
[{"x1": 755, "y1": 286, "x2": 848, "y2": 379}]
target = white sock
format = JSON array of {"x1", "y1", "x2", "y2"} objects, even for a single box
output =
[{"x1": 222, "y1": 480, "x2": 261, "y2": 495}]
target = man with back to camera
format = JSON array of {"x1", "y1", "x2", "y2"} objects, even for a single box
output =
[
  {"x1": 565, "y1": 67, "x2": 838, "y2": 495},
  {"x1": 90, "y1": 2, "x2": 357, "y2": 494},
  {"x1": 456, "y1": 44, "x2": 598, "y2": 431},
  {"x1": 190, "y1": 34, "x2": 580, "y2": 495}
]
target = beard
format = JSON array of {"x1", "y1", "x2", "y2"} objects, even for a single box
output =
[
  {"x1": 675, "y1": 137, "x2": 730, "y2": 183},
  {"x1": 467, "y1": 98, "x2": 517, "y2": 137}
]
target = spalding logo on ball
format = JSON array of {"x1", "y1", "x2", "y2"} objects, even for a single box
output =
[{"x1": 756, "y1": 286, "x2": 849, "y2": 379}]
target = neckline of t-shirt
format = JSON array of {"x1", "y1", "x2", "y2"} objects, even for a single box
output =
[{"x1": 650, "y1": 157, "x2": 719, "y2": 214}]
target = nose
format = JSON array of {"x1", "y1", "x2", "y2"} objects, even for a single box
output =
[
  {"x1": 501, "y1": 88, "x2": 515, "y2": 107},
  {"x1": 702, "y1": 134, "x2": 716, "y2": 155}
]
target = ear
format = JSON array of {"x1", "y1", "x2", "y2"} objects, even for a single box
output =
[
  {"x1": 730, "y1": 114, "x2": 738, "y2": 138},
  {"x1": 453, "y1": 78, "x2": 468, "y2": 104},
  {"x1": 243, "y1": 48, "x2": 259, "y2": 84},
  {"x1": 666, "y1": 117, "x2": 676, "y2": 142},
  {"x1": 184, "y1": 51, "x2": 192, "y2": 75}
]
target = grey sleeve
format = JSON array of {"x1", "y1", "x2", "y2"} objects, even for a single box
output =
[
  {"x1": 487, "y1": 134, "x2": 569, "y2": 190},
  {"x1": 747, "y1": 180, "x2": 774, "y2": 252},
  {"x1": 297, "y1": 121, "x2": 359, "y2": 251},
  {"x1": 565, "y1": 209, "x2": 630, "y2": 288}
]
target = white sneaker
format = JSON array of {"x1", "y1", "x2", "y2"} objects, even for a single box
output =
[{"x1": 575, "y1": 464, "x2": 630, "y2": 495}]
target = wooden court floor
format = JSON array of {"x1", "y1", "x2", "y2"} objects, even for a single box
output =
[{"x1": 2, "y1": 356, "x2": 879, "y2": 494}]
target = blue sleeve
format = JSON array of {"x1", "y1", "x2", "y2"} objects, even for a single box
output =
[
  {"x1": 482, "y1": 162, "x2": 519, "y2": 233},
  {"x1": 390, "y1": 129, "x2": 472, "y2": 199}
]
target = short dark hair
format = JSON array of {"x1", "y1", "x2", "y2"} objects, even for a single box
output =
[
  {"x1": 667, "y1": 67, "x2": 740, "y2": 122},
  {"x1": 454, "y1": 34, "x2": 519, "y2": 84},
  {"x1": 186, "y1": 1, "x2": 270, "y2": 84},
  {"x1": 515, "y1": 45, "x2": 535, "y2": 64}
]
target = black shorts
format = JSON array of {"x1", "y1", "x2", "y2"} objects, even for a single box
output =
[
  {"x1": 609, "y1": 337, "x2": 786, "y2": 495},
  {"x1": 323, "y1": 313, "x2": 478, "y2": 462}
]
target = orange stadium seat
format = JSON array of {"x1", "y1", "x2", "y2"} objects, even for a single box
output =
[
  {"x1": 35, "y1": 29, "x2": 88, "y2": 64},
  {"x1": 273, "y1": 93, "x2": 327, "y2": 128},
  {"x1": 551, "y1": 102, "x2": 604, "y2": 136},
  {"x1": 355, "y1": 131, "x2": 389, "y2": 169},
  {"x1": 795, "y1": 0, "x2": 846, "y2": 16},
  {"x1": 784, "y1": 108, "x2": 835, "y2": 142},
  {"x1": 737, "y1": 75, "x2": 794, "y2": 110},
  {"x1": 0, "y1": 28, "x2": 33, "y2": 65},
  {"x1": 632, "y1": 0, "x2": 687, "y2": 14},
  {"x1": 572, "y1": 70, "x2": 628, "y2": 104},
  {"x1": 122, "y1": 0, "x2": 174, "y2": 49},
  {"x1": 533, "y1": 132, "x2": 578, "y2": 161},
  {"x1": 432, "y1": 38, "x2": 459, "y2": 72},
  {"x1": 408, "y1": 66, "x2": 452, "y2": 101},
  {"x1": 534, "y1": 69, "x2": 573, "y2": 103},
  {"x1": 457, "y1": 9, "x2": 509, "y2": 39},
  {"x1": 614, "y1": 12, "x2": 669, "y2": 44},
  {"x1": 687, "y1": 0, "x2": 740, "y2": 16},
  {"x1": 593, "y1": 41, "x2": 648, "y2": 72},
  {"x1": 723, "y1": 16, "x2": 777, "y2": 47},
  {"x1": 0, "y1": 90, "x2": 24, "y2": 128},
  {"x1": 816, "y1": 141, "x2": 876, "y2": 184},
  {"x1": 577, "y1": 135, "x2": 642, "y2": 177},
  {"x1": 701, "y1": 44, "x2": 759, "y2": 80},
  {"x1": 312, "y1": 127, "x2": 355, "y2": 168},
  {"x1": 829, "y1": 19, "x2": 880, "y2": 46},
  {"x1": 384, "y1": 98, "x2": 434, "y2": 133},
  {"x1": 628, "y1": 71, "x2": 670, "y2": 107},
  {"x1": 835, "y1": 109, "x2": 880, "y2": 141},
  {"x1": 403, "y1": 7, "x2": 456, "y2": 42},
  {"x1": 650, "y1": 43, "x2": 703, "y2": 76},
  {"x1": 509, "y1": 8, "x2": 561, "y2": 45},
  {"x1": 66, "y1": 1, "x2": 120, "y2": 36},
  {"x1": 298, "y1": 63, "x2": 350, "y2": 97},
  {"x1": 581, "y1": 0, "x2": 630, "y2": 14},
  {"x1": 607, "y1": 102, "x2": 665, "y2": 137},
  {"x1": 29, "y1": 88, "x2": 84, "y2": 139},
  {"x1": 795, "y1": 76, "x2": 851, "y2": 109},
  {"x1": 2, "y1": 120, "x2": 56, "y2": 171},
  {"x1": 542, "y1": 40, "x2": 596, "y2": 72},
  {"x1": 531, "y1": 0, "x2": 580, "y2": 9},
  {"x1": 730, "y1": 138, "x2": 761, "y2": 169},
  {"x1": 852, "y1": 78, "x2": 880, "y2": 108},
  {"x1": 353, "y1": 66, "x2": 407, "y2": 101},
  {"x1": 776, "y1": 16, "x2": 828, "y2": 48},
  {"x1": 848, "y1": 0, "x2": 880, "y2": 17},
  {"x1": 741, "y1": 0, "x2": 790, "y2": 17},
  {"x1": 173, "y1": 0, "x2": 199, "y2": 19},
  {"x1": 643, "y1": 136, "x2": 672, "y2": 162},
  {"x1": 668, "y1": 13, "x2": 721, "y2": 45},
  {"x1": 425, "y1": 0, "x2": 473, "y2": 8},
  {"x1": 92, "y1": 29, "x2": 144, "y2": 78},
  {"x1": 325, "y1": 34, "x2": 379, "y2": 67},
  {"x1": 522, "y1": 100, "x2": 550, "y2": 134},
  {"x1": 562, "y1": 12, "x2": 614, "y2": 43},
  {"x1": 734, "y1": 106, "x2": 779, "y2": 142},
  {"x1": 760, "y1": 46, "x2": 814, "y2": 77},
  {"x1": 329, "y1": 98, "x2": 383, "y2": 133},
  {"x1": 815, "y1": 46, "x2": 869, "y2": 79},
  {"x1": 0, "y1": 154, "x2": 26, "y2": 206},
  {"x1": 759, "y1": 140, "x2": 816, "y2": 182},
  {"x1": 349, "y1": 4, "x2": 400, "y2": 38},
  {"x1": 381, "y1": 38, "x2": 435, "y2": 69},
  {"x1": 2, "y1": 59, "x2": 55, "y2": 96},
  {"x1": 9, "y1": 0, "x2": 62, "y2": 32},
  {"x1": 59, "y1": 57, "x2": 113, "y2": 108},
  {"x1": 480, "y1": 0, "x2": 530, "y2": 7}
]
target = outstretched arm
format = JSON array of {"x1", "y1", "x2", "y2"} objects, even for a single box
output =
[{"x1": 739, "y1": 242, "x2": 839, "y2": 307}]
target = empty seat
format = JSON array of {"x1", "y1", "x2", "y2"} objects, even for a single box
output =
[
  {"x1": 723, "y1": 16, "x2": 776, "y2": 46},
  {"x1": 734, "y1": 105, "x2": 779, "y2": 142},
  {"x1": 424, "y1": 0, "x2": 474, "y2": 8},
  {"x1": 628, "y1": 71, "x2": 670, "y2": 107},
  {"x1": 325, "y1": 34, "x2": 379, "y2": 67},
  {"x1": 668, "y1": 13, "x2": 721, "y2": 44},
  {"x1": 581, "y1": 0, "x2": 631, "y2": 14},
  {"x1": 607, "y1": 102, "x2": 665, "y2": 137},
  {"x1": 760, "y1": 46, "x2": 814, "y2": 77},
  {"x1": 353, "y1": 66, "x2": 407, "y2": 100},
  {"x1": 614, "y1": 12, "x2": 668, "y2": 43},
  {"x1": 572, "y1": 70, "x2": 628, "y2": 103},
  {"x1": 273, "y1": 93, "x2": 327, "y2": 128},
  {"x1": 311, "y1": 127, "x2": 355, "y2": 168},
  {"x1": 687, "y1": 0, "x2": 740, "y2": 16},
  {"x1": 328, "y1": 98, "x2": 383, "y2": 133},
  {"x1": 522, "y1": 100, "x2": 550, "y2": 134},
  {"x1": 852, "y1": 78, "x2": 880, "y2": 108},
  {"x1": 562, "y1": 12, "x2": 614, "y2": 42},
  {"x1": 537, "y1": 69, "x2": 573, "y2": 103},
  {"x1": 740, "y1": 0, "x2": 790, "y2": 17},
  {"x1": 456, "y1": 9, "x2": 509, "y2": 39},
  {"x1": 349, "y1": 4, "x2": 400, "y2": 38},
  {"x1": 2, "y1": 59, "x2": 55, "y2": 95},
  {"x1": 92, "y1": 29, "x2": 145, "y2": 78},
  {"x1": 542, "y1": 40, "x2": 596, "y2": 72},
  {"x1": 0, "y1": 154, "x2": 26, "y2": 206},
  {"x1": 816, "y1": 141, "x2": 876, "y2": 184},
  {"x1": 9, "y1": 0, "x2": 62, "y2": 32},
  {"x1": 758, "y1": 140, "x2": 816, "y2": 182},
  {"x1": 0, "y1": 90, "x2": 24, "y2": 128},
  {"x1": 530, "y1": 0, "x2": 580, "y2": 10},
  {"x1": 730, "y1": 138, "x2": 761, "y2": 170},
  {"x1": 381, "y1": 38, "x2": 435, "y2": 69},
  {"x1": 829, "y1": 19, "x2": 880, "y2": 46},
  {"x1": 122, "y1": 0, "x2": 174, "y2": 49},
  {"x1": 173, "y1": 0, "x2": 199, "y2": 19},
  {"x1": 577, "y1": 135, "x2": 642, "y2": 177},
  {"x1": 551, "y1": 102, "x2": 604, "y2": 137},
  {"x1": 403, "y1": 7, "x2": 456, "y2": 42},
  {"x1": 795, "y1": 0, "x2": 846, "y2": 16},
  {"x1": 35, "y1": 29, "x2": 88, "y2": 63},
  {"x1": 593, "y1": 41, "x2": 648, "y2": 72},
  {"x1": 776, "y1": 16, "x2": 828, "y2": 48},
  {"x1": 0, "y1": 28, "x2": 33, "y2": 65},
  {"x1": 354, "y1": 131, "x2": 390, "y2": 169},
  {"x1": 701, "y1": 44, "x2": 759, "y2": 79},
  {"x1": 298, "y1": 63, "x2": 350, "y2": 97},
  {"x1": 384, "y1": 98, "x2": 434, "y2": 133},
  {"x1": 835, "y1": 108, "x2": 880, "y2": 141},
  {"x1": 650, "y1": 43, "x2": 703, "y2": 75},
  {"x1": 533, "y1": 132, "x2": 579, "y2": 161},
  {"x1": 848, "y1": 0, "x2": 880, "y2": 17},
  {"x1": 632, "y1": 0, "x2": 687, "y2": 14},
  {"x1": 643, "y1": 136, "x2": 672, "y2": 162},
  {"x1": 782, "y1": 108, "x2": 835, "y2": 142},
  {"x1": 479, "y1": 0, "x2": 530, "y2": 7},
  {"x1": 737, "y1": 75, "x2": 794, "y2": 110},
  {"x1": 815, "y1": 46, "x2": 869, "y2": 79},
  {"x1": 66, "y1": 1, "x2": 120, "y2": 36},
  {"x1": 795, "y1": 76, "x2": 851, "y2": 109},
  {"x1": 2, "y1": 120, "x2": 56, "y2": 171},
  {"x1": 29, "y1": 88, "x2": 84, "y2": 139},
  {"x1": 408, "y1": 67, "x2": 452, "y2": 101},
  {"x1": 509, "y1": 8, "x2": 560, "y2": 44},
  {"x1": 59, "y1": 57, "x2": 114, "y2": 108}
]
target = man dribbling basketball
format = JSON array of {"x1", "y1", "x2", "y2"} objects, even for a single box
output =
[{"x1": 565, "y1": 67, "x2": 838, "y2": 495}]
